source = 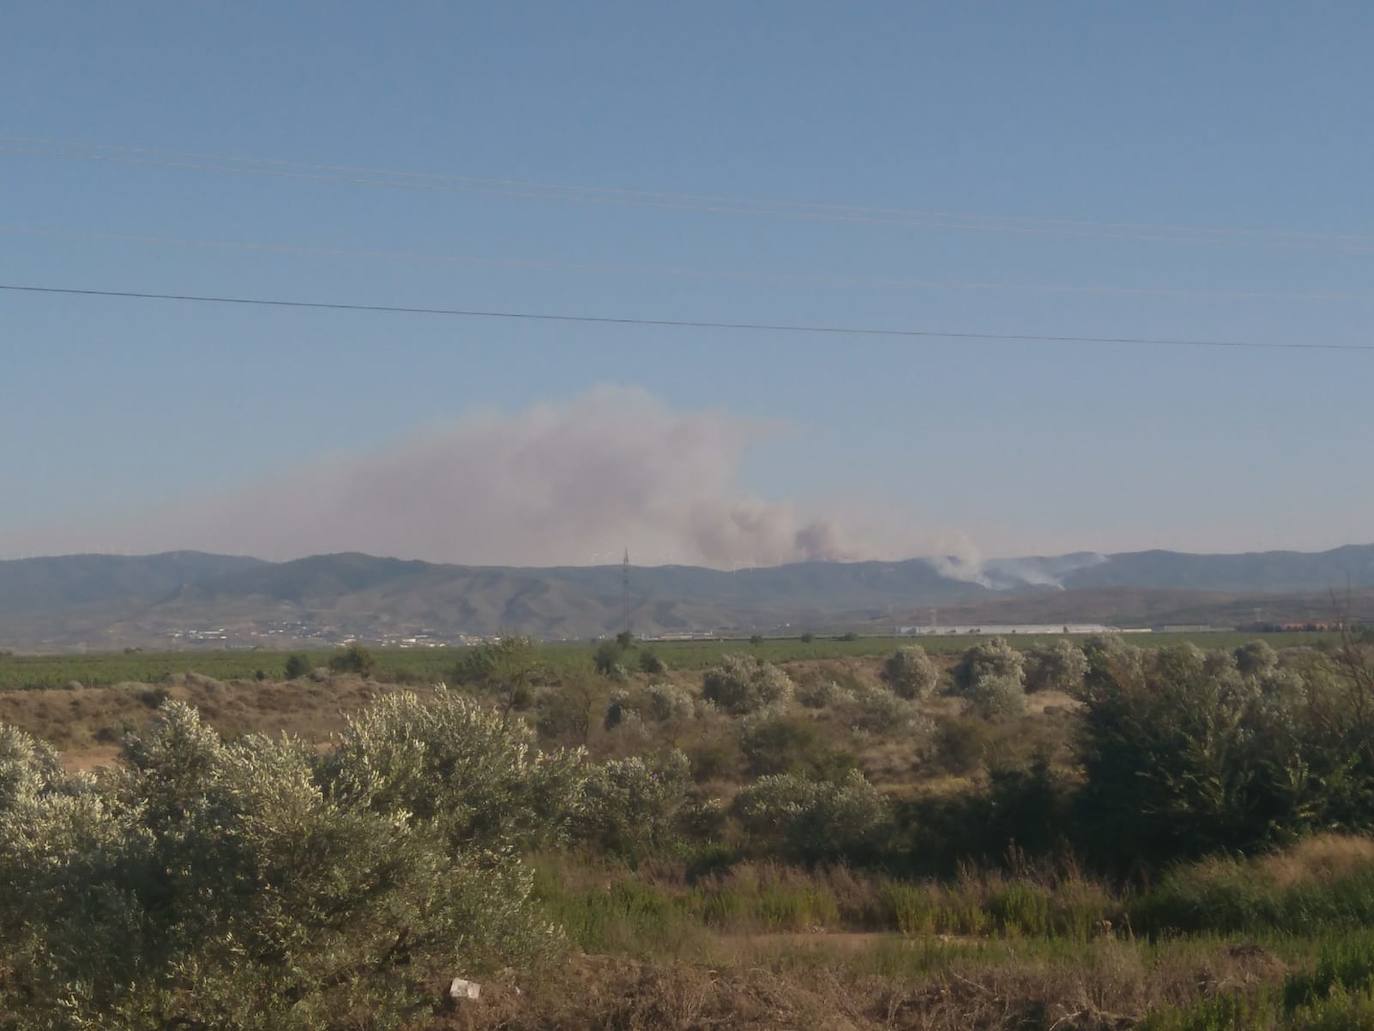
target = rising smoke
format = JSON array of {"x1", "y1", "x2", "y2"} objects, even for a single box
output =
[{"x1": 16, "y1": 387, "x2": 887, "y2": 567}]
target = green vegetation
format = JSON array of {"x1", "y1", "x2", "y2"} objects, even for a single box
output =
[
  {"x1": 1, "y1": 629, "x2": 1371, "y2": 1028},
  {"x1": 880, "y1": 643, "x2": 942, "y2": 699},
  {"x1": 0, "y1": 630, "x2": 1339, "y2": 691},
  {"x1": 282, "y1": 653, "x2": 312, "y2": 679},
  {"x1": 327, "y1": 641, "x2": 376, "y2": 676},
  {"x1": 0, "y1": 693, "x2": 566, "y2": 1029},
  {"x1": 701, "y1": 654, "x2": 794, "y2": 713}
]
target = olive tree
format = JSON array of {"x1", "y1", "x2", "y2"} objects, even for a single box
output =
[
  {"x1": 283, "y1": 653, "x2": 313, "y2": 680},
  {"x1": 1235, "y1": 639, "x2": 1279, "y2": 678},
  {"x1": 881, "y1": 645, "x2": 941, "y2": 699},
  {"x1": 321, "y1": 686, "x2": 588, "y2": 853},
  {"x1": 0, "y1": 699, "x2": 563, "y2": 1029},
  {"x1": 453, "y1": 635, "x2": 546, "y2": 710},
  {"x1": 731, "y1": 770, "x2": 890, "y2": 863},
  {"x1": 952, "y1": 638, "x2": 1027, "y2": 719},
  {"x1": 1024, "y1": 639, "x2": 1088, "y2": 694},
  {"x1": 328, "y1": 642, "x2": 376, "y2": 677},
  {"x1": 592, "y1": 639, "x2": 633, "y2": 680},
  {"x1": 577, "y1": 750, "x2": 692, "y2": 857},
  {"x1": 701, "y1": 655, "x2": 794, "y2": 714}
]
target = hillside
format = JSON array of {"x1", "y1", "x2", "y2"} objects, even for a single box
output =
[{"x1": 1, "y1": 545, "x2": 1371, "y2": 650}]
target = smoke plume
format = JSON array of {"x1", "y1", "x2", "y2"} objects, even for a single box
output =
[{"x1": 18, "y1": 387, "x2": 882, "y2": 567}]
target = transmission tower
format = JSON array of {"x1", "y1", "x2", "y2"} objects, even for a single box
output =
[{"x1": 621, "y1": 548, "x2": 632, "y2": 635}]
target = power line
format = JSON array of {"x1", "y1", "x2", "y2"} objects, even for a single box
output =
[
  {"x1": 6, "y1": 135, "x2": 1374, "y2": 253},
  {"x1": 1, "y1": 224, "x2": 1365, "y2": 303},
  {"x1": 3, "y1": 281, "x2": 1370, "y2": 353}
]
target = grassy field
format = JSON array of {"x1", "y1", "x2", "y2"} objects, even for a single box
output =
[
  {"x1": 464, "y1": 836, "x2": 1374, "y2": 1029},
  {"x1": 0, "y1": 630, "x2": 1338, "y2": 691}
]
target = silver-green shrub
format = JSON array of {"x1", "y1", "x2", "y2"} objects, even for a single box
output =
[
  {"x1": 578, "y1": 750, "x2": 692, "y2": 857},
  {"x1": 881, "y1": 645, "x2": 941, "y2": 700},
  {"x1": 952, "y1": 638, "x2": 1027, "y2": 719},
  {"x1": 840, "y1": 681, "x2": 929, "y2": 735},
  {"x1": 640, "y1": 682, "x2": 697, "y2": 724},
  {"x1": 701, "y1": 655, "x2": 793, "y2": 714},
  {"x1": 1235, "y1": 639, "x2": 1280, "y2": 678},
  {"x1": 1024, "y1": 639, "x2": 1088, "y2": 694},
  {"x1": 731, "y1": 769, "x2": 890, "y2": 862},
  {"x1": 795, "y1": 677, "x2": 849, "y2": 709},
  {"x1": 0, "y1": 697, "x2": 566, "y2": 1030},
  {"x1": 322, "y1": 686, "x2": 588, "y2": 853}
]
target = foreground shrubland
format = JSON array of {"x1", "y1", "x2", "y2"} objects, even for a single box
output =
[
  {"x1": 2, "y1": 632, "x2": 1374, "y2": 1028},
  {"x1": 0, "y1": 693, "x2": 576, "y2": 1029}
]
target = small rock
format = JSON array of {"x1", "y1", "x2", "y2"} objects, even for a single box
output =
[{"x1": 449, "y1": 977, "x2": 481, "y2": 1002}]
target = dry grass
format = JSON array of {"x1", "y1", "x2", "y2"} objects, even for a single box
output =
[
  {"x1": 0, "y1": 673, "x2": 421, "y2": 767},
  {"x1": 1255, "y1": 834, "x2": 1374, "y2": 889},
  {"x1": 429, "y1": 936, "x2": 1292, "y2": 1030}
]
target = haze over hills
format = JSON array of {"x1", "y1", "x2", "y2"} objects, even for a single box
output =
[{"x1": 1, "y1": 544, "x2": 1371, "y2": 652}]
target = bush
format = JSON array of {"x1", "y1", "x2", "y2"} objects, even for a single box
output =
[
  {"x1": 676, "y1": 796, "x2": 729, "y2": 841},
  {"x1": 578, "y1": 751, "x2": 692, "y2": 857},
  {"x1": 603, "y1": 689, "x2": 631, "y2": 731},
  {"x1": 881, "y1": 645, "x2": 941, "y2": 700},
  {"x1": 738, "y1": 712, "x2": 856, "y2": 779},
  {"x1": 954, "y1": 637, "x2": 1024, "y2": 691},
  {"x1": 603, "y1": 682, "x2": 696, "y2": 732},
  {"x1": 535, "y1": 677, "x2": 601, "y2": 745},
  {"x1": 641, "y1": 682, "x2": 695, "y2": 724},
  {"x1": 981, "y1": 756, "x2": 1077, "y2": 859},
  {"x1": 1081, "y1": 634, "x2": 1146, "y2": 690},
  {"x1": 321, "y1": 686, "x2": 588, "y2": 854},
  {"x1": 952, "y1": 638, "x2": 1027, "y2": 718},
  {"x1": 1024, "y1": 640, "x2": 1087, "y2": 694},
  {"x1": 327, "y1": 642, "x2": 376, "y2": 677},
  {"x1": 0, "y1": 702, "x2": 560, "y2": 1029},
  {"x1": 138, "y1": 685, "x2": 171, "y2": 709},
  {"x1": 934, "y1": 716, "x2": 994, "y2": 775},
  {"x1": 837, "y1": 681, "x2": 930, "y2": 737},
  {"x1": 0, "y1": 724, "x2": 63, "y2": 811},
  {"x1": 638, "y1": 649, "x2": 667, "y2": 675},
  {"x1": 969, "y1": 674, "x2": 1028, "y2": 719},
  {"x1": 701, "y1": 655, "x2": 793, "y2": 714},
  {"x1": 283, "y1": 653, "x2": 312, "y2": 680},
  {"x1": 686, "y1": 738, "x2": 741, "y2": 783},
  {"x1": 1075, "y1": 643, "x2": 1304, "y2": 864},
  {"x1": 795, "y1": 676, "x2": 848, "y2": 709},
  {"x1": 590, "y1": 639, "x2": 622, "y2": 676},
  {"x1": 454, "y1": 636, "x2": 545, "y2": 708},
  {"x1": 1236, "y1": 639, "x2": 1280, "y2": 678},
  {"x1": 731, "y1": 770, "x2": 890, "y2": 863}
]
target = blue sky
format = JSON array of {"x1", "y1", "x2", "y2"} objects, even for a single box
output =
[{"x1": 2, "y1": 2, "x2": 1372, "y2": 563}]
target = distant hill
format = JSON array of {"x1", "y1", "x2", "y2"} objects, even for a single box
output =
[
  {"x1": 0, "y1": 551, "x2": 266, "y2": 616},
  {"x1": 0, "y1": 544, "x2": 1370, "y2": 650},
  {"x1": 1057, "y1": 545, "x2": 1374, "y2": 593}
]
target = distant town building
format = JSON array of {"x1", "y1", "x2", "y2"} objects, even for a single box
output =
[{"x1": 897, "y1": 623, "x2": 1136, "y2": 636}]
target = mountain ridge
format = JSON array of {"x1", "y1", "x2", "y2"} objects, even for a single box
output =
[{"x1": 1, "y1": 544, "x2": 1371, "y2": 650}]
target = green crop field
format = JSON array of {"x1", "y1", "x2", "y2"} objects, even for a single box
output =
[{"x1": 0, "y1": 629, "x2": 1340, "y2": 691}]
